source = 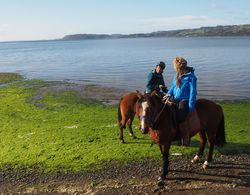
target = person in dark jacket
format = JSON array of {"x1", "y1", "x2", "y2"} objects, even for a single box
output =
[
  {"x1": 146, "y1": 61, "x2": 167, "y2": 94},
  {"x1": 164, "y1": 56, "x2": 197, "y2": 146}
]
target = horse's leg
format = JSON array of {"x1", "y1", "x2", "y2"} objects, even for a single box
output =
[
  {"x1": 118, "y1": 103, "x2": 125, "y2": 144},
  {"x1": 192, "y1": 131, "x2": 207, "y2": 163},
  {"x1": 203, "y1": 135, "x2": 215, "y2": 169},
  {"x1": 127, "y1": 115, "x2": 137, "y2": 139},
  {"x1": 158, "y1": 144, "x2": 170, "y2": 186},
  {"x1": 119, "y1": 117, "x2": 128, "y2": 144},
  {"x1": 119, "y1": 125, "x2": 125, "y2": 144},
  {"x1": 119, "y1": 106, "x2": 131, "y2": 143}
]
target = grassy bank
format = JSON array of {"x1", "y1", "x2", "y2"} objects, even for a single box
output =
[
  {"x1": 0, "y1": 74, "x2": 249, "y2": 174},
  {"x1": 0, "y1": 73, "x2": 23, "y2": 84}
]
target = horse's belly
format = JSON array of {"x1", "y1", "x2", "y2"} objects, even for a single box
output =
[{"x1": 187, "y1": 109, "x2": 201, "y2": 135}]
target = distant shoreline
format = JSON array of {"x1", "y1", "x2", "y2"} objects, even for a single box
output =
[
  {"x1": 62, "y1": 24, "x2": 250, "y2": 41},
  {"x1": 1, "y1": 35, "x2": 250, "y2": 44},
  {"x1": 1, "y1": 24, "x2": 250, "y2": 43}
]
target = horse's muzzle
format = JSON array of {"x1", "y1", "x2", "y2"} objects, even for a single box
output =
[{"x1": 141, "y1": 126, "x2": 149, "y2": 134}]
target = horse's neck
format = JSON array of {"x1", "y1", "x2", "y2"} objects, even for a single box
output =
[
  {"x1": 169, "y1": 105, "x2": 178, "y2": 127},
  {"x1": 164, "y1": 105, "x2": 178, "y2": 134},
  {"x1": 154, "y1": 97, "x2": 164, "y2": 109}
]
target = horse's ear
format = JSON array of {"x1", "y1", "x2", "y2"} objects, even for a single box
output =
[
  {"x1": 150, "y1": 90, "x2": 157, "y2": 96},
  {"x1": 136, "y1": 90, "x2": 143, "y2": 99}
]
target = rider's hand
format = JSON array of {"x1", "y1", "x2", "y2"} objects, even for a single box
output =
[
  {"x1": 159, "y1": 85, "x2": 164, "y2": 89},
  {"x1": 163, "y1": 94, "x2": 171, "y2": 101}
]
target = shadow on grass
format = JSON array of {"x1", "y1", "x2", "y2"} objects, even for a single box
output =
[
  {"x1": 171, "y1": 140, "x2": 250, "y2": 155},
  {"x1": 123, "y1": 137, "x2": 153, "y2": 145},
  {"x1": 217, "y1": 142, "x2": 250, "y2": 155},
  {"x1": 122, "y1": 137, "x2": 250, "y2": 155}
]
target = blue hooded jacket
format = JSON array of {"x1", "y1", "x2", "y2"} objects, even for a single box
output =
[{"x1": 167, "y1": 67, "x2": 197, "y2": 112}]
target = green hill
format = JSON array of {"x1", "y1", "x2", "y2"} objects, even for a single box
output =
[{"x1": 62, "y1": 24, "x2": 250, "y2": 40}]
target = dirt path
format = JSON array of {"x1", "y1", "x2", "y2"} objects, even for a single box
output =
[{"x1": 0, "y1": 154, "x2": 249, "y2": 194}]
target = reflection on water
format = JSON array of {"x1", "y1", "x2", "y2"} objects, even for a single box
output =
[{"x1": 0, "y1": 37, "x2": 250, "y2": 100}]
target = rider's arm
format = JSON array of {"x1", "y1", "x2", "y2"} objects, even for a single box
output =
[
  {"x1": 167, "y1": 76, "x2": 176, "y2": 96},
  {"x1": 159, "y1": 75, "x2": 168, "y2": 92},
  {"x1": 189, "y1": 75, "x2": 197, "y2": 112}
]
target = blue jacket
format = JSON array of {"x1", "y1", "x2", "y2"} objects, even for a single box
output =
[
  {"x1": 167, "y1": 68, "x2": 197, "y2": 112},
  {"x1": 146, "y1": 70, "x2": 166, "y2": 93}
]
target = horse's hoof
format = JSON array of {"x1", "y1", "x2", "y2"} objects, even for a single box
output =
[
  {"x1": 157, "y1": 175, "x2": 166, "y2": 186},
  {"x1": 202, "y1": 161, "x2": 209, "y2": 169},
  {"x1": 120, "y1": 139, "x2": 125, "y2": 144},
  {"x1": 157, "y1": 180, "x2": 165, "y2": 187},
  {"x1": 191, "y1": 155, "x2": 200, "y2": 164},
  {"x1": 129, "y1": 133, "x2": 137, "y2": 139}
]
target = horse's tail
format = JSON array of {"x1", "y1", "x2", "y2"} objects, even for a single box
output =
[
  {"x1": 118, "y1": 98, "x2": 124, "y2": 129},
  {"x1": 215, "y1": 113, "x2": 226, "y2": 147}
]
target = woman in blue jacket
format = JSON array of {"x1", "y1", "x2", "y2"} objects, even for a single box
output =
[{"x1": 165, "y1": 56, "x2": 197, "y2": 145}]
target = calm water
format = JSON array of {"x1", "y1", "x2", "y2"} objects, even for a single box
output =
[{"x1": 0, "y1": 37, "x2": 250, "y2": 100}]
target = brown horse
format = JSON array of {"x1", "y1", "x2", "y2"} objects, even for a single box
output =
[
  {"x1": 136, "y1": 92, "x2": 226, "y2": 184},
  {"x1": 118, "y1": 91, "x2": 142, "y2": 143}
]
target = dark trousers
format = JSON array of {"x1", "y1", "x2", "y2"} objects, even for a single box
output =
[
  {"x1": 176, "y1": 100, "x2": 190, "y2": 146},
  {"x1": 176, "y1": 100, "x2": 189, "y2": 123}
]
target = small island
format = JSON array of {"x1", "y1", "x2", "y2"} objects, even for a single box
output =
[{"x1": 62, "y1": 24, "x2": 250, "y2": 40}]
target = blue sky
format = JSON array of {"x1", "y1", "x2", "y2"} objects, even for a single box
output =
[{"x1": 0, "y1": 0, "x2": 250, "y2": 41}]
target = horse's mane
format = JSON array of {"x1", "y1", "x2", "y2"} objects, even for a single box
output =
[{"x1": 144, "y1": 94, "x2": 175, "y2": 129}]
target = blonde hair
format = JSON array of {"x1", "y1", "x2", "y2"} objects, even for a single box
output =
[{"x1": 173, "y1": 57, "x2": 188, "y2": 87}]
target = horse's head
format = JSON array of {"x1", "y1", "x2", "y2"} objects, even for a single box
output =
[{"x1": 136, "y1": 91, "x2": 164, "y2": 134}]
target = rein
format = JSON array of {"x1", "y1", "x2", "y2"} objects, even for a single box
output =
[
  {"x1": 152, "y1": 96, "x2": 172, "y2": 128},
  {"x1": 152, "y1": 104, "x2": 166, "y2": 128}
]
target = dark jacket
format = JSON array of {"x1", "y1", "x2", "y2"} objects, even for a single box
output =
[{"x1": 146, "y1": 70, "x2": 166, "y2": 93}]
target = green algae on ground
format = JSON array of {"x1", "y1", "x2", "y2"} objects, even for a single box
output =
[{"x1": 0, "y1": 75, "x2": 249, "y2": 174}]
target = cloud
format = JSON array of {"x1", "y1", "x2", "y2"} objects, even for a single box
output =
[{"x1": 140, "y1": 15, "x2": 229, "y2": 31}]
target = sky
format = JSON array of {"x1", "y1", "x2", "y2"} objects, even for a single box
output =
[{"x1": 0, "y1": 0, "x2": 250, "y2": 41}]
